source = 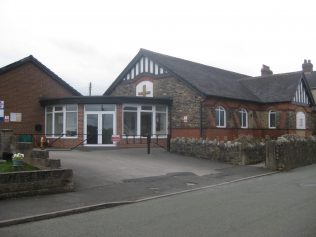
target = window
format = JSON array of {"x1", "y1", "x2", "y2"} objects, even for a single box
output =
[
  {"x1": 239, "y1": 108, "x2": 248, "y2": 128},
  {"x1": 156, "y1": 105, "x2": 167, "y2": 135},
  {"x1": 65, "y1": 105, "x2": 78, "y2": 136},
  {"x1": 46, "y1": 105, "x2": 78, "y2": 137},
  {"x1": 215, "y1": 106, "x2": 226, "y2": 127},
  {"x1": 269, "y1": 110, "x2": 276, "y2": 129},
  {"x1": 296, "y1": 112, "x2": 306, "y2": 129},
  {"x1": 123, "y1": 106, "x2": 137, "y2": 136},
  {"x1": 123, "y1": 105, "x2": 168, "y2": 137},
  {"x1": 85, "y1": 104, "x2": 115, "y2": 111}
]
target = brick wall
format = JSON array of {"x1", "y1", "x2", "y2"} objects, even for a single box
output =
[
  {"x1": 0, "y1": 62, "x2": 78, "y2": 136},
  {"x1": 202, "y1": 98, "x2": 314, "y2": 140},
  {"x1": 0, "y1": 169, "x2": 74, "y2": 199}
]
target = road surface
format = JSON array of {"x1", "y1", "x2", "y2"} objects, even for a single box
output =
[{"x1": 1, "y1": 164, "x2": 316, "y2": 237}]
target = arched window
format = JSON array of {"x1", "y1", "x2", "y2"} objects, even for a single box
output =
[
  {"x1": 239, "y1": 108, "x2": 248, "y2": 128},
  {"x1": 215, "y1": 106, "x2": 226, "y2": 128},
  {"x1": 269, "y1": 110, "x2": 276, "y2": 129},
  {"x1": 296, "y1": 112, "x2": 306, "y2": 129}
]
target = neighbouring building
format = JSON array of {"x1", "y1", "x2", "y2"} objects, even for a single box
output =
[{"x1": 0, "y1": 49, "x2": 315, "y2": 149}]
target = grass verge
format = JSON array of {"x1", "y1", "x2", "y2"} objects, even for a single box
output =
[{"x1": 0, "y1": 161, "x2": 38, "y2": 172}]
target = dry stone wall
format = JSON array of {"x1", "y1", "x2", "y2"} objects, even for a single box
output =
[
  {"x1": 266, "y1": 135, "x2": 316, "y2": 171},
  {"x1": 170, "y1": 137, "x2": 265, "y2": 165}
]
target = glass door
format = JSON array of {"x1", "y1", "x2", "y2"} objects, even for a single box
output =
[
  {"x1": 85, "y1": 112, "x2": 115, "y2": 145},
  {"x1": 102, "y1": 114, "x2": 114, "y2": 144},
  {"x1": 141, "y1": 112, "x2": 152, "y2": 136},
  {"x1": 87, "y1": 114, "x2": 98, "y2": 144}
]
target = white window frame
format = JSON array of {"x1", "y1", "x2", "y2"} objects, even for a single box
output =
[
  {"x1": 122, "y1": 104, "x2": 168, "y2": 138},
  {"x1": 269, "y1": 110, "x2": 276, "y2": 129},
  {"x1": 215, "y1": 106, "x2": 226, "y2": 128},
  {"x1": 296, "y1": 111, "x2": 306, "y2": 129},
  {"x1": 239, "y1": 108, "x2": 248, "y2": 128},
  {"x1": 45, "y1": 105, "x2": 78, "y2": 138}
]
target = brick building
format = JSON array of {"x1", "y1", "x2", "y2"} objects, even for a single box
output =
[
  {"x1": 0, "y1": 56, "x2": 81, "y2": 146},
  {"x1": 106, "y1": 49, "x2": 316, "y2": 140},
  {"x1": 0, "y1": 50, "x2": 315, "y2": 149}
]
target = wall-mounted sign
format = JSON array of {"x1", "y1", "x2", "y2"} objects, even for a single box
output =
[
  {"x1": 10, "y1": 113, "x2": 22, "y2": 122},
  {"x1": 183, "y1": 116, "x2": 188, "y2": 123},
  {"x1": 112, "y1": 135, "x2": 121, "y2": 142},
  {"x1": 4, "y1": 116, "x2": 9, "y2": 123},
  {"x1": 0, "y1": 101, "x2": 3, "y2": 123}
]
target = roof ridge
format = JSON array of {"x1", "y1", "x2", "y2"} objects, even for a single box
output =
[
  {"x1": 239, "y1": 71, "x2": 303, "y2": 81},
  {"x1": 0, "y1": 55, "x2": 82, "y2": 96},
  {"x1": 140, "y1": 48, "x2": 250, "y2": 78}
]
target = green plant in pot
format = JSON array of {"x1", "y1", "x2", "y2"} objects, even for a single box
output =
[{"x1": 12, "y1": 153, "x2": 24, "y2": 167}]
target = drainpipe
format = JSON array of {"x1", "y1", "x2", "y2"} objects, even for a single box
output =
[{"x1": 200, "y1": 100, "x2": 203, "y2": 138}]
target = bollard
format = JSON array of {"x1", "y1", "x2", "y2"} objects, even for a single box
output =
[{"x1": 147, "y1": 134, "x2": 151, "y2": 154}]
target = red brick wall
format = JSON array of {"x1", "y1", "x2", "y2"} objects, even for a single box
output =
[
  {"x1": 0, "y1": 62, "x2": 78, "y2": 137},
  {"x1": 200, "y1": 98, "x2": 314, "y2": 140},
  {"x1": 172, "y1": 128, "x2": 201, "y2": 138}
]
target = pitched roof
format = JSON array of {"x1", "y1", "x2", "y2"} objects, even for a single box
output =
[
  {"x1": 105, "y1": 49, "x2": 258, "y2": 101},
  {"x1": 0, "y1": 55, "x2": 82, "y2": 96},
  {"x1": 139, "y1": 49, "x2": 261, "y2": 101},
  {"x1": 305, "y1": 71, "x2": 316, "y2": 88},
  {"x1": 240, "y1": 72, "x2": 304, "y2": 103},
  {"x1": 105, "y1": 49, "x2": 314, "y2": 104}
]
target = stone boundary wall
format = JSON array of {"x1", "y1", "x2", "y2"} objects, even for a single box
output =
[
  {"x1": 266, "y1": 135, "x2": 316, "y2": 171},
  {"x1": 170, "y1": 137, "x2": 265, "y2": 165},
  {"x1": 0, "y1": 169, "x2": 74, "y2": 199}
]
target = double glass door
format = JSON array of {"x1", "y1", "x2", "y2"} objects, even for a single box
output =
[{"x1": 86, "y1": 113, "x2": 115, "y2": 145}]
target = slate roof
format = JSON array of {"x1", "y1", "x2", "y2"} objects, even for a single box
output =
[
  {"x1": 106, "y1": 49, "x2": 314, "y2": 105},
  {"x1": 0, "y1": 55, "x2": 81, "y2": 96},
  {"x1": 240, "y1": 72, "x2": 304, "y2": 103},
  {"x1": 305, "y1": 71, "x2": 316, "y2": 88}
]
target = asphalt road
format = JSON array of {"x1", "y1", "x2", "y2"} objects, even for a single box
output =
[{"x1": 1, "y1": 164, "x2": 316, "y2": 237}]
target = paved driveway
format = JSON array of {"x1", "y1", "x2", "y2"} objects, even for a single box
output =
[{"x1": 50, "y1": 148, "x2": 232, "y2": 190}]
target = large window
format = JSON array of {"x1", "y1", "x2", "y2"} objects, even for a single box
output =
[
  {"x1": 296, "y1": 112, "x2": 306, "y2": 129},
  {"x1": 123, "y1": 105, "x2": 168, "y2": 137},
  {"x1": 46, "y1": 105, "x2": 78, "y2": 137},
  {"x1": 123, "y1": 106, "x2": 137, "y2": 136},
  {"x1": 239, "y1": 108, "x2": 248, "y2": 128},
  {"x1": 269, "y1": 110, "x2": 276, "y2": 129},
  {"x1": 215, "y1": 106, "x2": 226, "y2": 128},
  {"x1": 156, "y1": 105, "x2": 167, "y2": 135}
]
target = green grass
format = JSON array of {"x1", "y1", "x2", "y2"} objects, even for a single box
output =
[{"x1": 0, "y1": 161, "x2": 39, "y2": 172}]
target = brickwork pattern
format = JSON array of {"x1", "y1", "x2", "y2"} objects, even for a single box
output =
[
  {"x1": 0, "y1": 63, "x2": 78, "y2": 136},
  {"x1": 0, "y1": 169, "x2": 74, "y2": 199}
]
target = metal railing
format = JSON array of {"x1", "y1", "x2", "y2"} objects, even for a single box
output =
[{"x1": 13, "y1": 133, "x2": 171, "y2": 152}]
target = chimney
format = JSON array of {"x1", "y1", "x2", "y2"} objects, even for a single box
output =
[
  {"x1": 261, "y1": 64, "x2": 273, "y2": 76},
  {"x1": 302, "y1": 59, "x2": 313, "y2": 74}
]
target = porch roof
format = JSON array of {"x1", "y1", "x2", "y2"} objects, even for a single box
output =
[{"x1": 39, "y1": 96, "x2": 173, "y2": 106}]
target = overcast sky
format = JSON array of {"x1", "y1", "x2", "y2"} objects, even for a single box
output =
[{"x1": 1, "y1": 0, "x2": 315, "y2": 95}]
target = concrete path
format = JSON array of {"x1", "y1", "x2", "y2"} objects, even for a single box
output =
[
  {"x1": 0, "y1": 148, "x2": 272, "y2": 226},
  {"x1": 50, "y1": 148, "x2": 232, "y2": 190}
]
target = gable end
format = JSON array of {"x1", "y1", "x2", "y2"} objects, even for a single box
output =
[{"x1": 292, "y1": 77, "x2": 314, "y2": 105}]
